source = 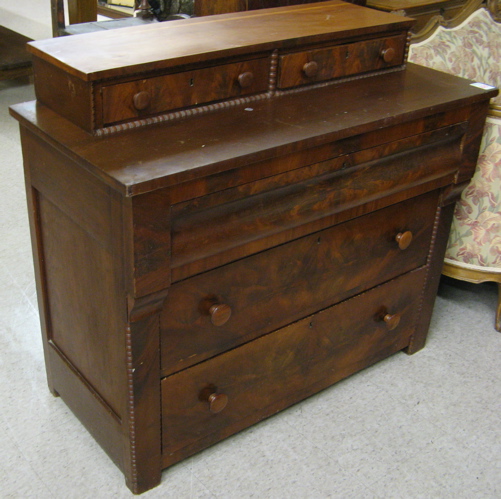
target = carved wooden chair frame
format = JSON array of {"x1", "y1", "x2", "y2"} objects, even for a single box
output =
[{"x1": 410, "y1": 0, "x2": 501, "y2": 330}]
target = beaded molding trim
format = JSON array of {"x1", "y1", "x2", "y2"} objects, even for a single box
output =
[
  {"x1": 124, "y1": 324, "x2": 139, "y2": 491},
  {"x1": 404, "y1": 31, "x2": 412, "y2": 62},
  {"x1": 407, "y1": 203, "x2": 442, "y2": 353},
  {"x1": 94, "y1": 92, "x2": 273, "y2": 136}
]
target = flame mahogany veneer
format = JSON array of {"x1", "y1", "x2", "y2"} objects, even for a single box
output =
[{"x1": 10, "y1": 1, "x2": 497, "y2": 494}]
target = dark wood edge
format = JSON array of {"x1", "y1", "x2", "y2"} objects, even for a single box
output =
[{"x1": 439, "y1": 181, "x2": 470, "y2": 205}]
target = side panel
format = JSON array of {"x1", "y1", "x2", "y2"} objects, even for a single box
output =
[{"x1": 20, "y1": 128, "x2": 130, "y2": 472}]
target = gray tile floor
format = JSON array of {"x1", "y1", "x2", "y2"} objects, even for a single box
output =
[{"x1": 1, "y1": 73, "x2": 500, "y2": 498}]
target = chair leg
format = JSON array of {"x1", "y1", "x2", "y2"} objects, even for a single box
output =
[
  {"x1": 496, "y1": 283, "x2": 501, "y2": 332},
  {"x1": 51, "y1": 0, "x2": 65, "y2": 37}
]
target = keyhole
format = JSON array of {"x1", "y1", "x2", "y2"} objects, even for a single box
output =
[{"x1": 189, "y1": 78, "x2": 194, "y2": 87}]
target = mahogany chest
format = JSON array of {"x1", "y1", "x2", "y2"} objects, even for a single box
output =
[{"x1": 10, "y1": 1, "x2": 497, "y2": 494}]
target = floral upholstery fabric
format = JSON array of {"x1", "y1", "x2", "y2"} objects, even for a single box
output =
[
  {"x1": 408, "y1": 8, "x2": 501, "y2": 270},
  {"x1": 445, "y1": 117, "x2": 501, "y2": 269},
  {"x1": 408, "y1": 8, "x2": 501, "y2": 107}
]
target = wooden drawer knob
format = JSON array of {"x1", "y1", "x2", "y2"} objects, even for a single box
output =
[
  {"x1": 133, "y1": 91, "x2": 151, "y2": 111},
  {"x1": 381, "y1": 47, "x2": 396, "y2": 63},
  {"x1": 384, "y1": 313, "x2": 401, "y2": 330},
  {"x1": 395, "y1": 231, "x2": 413, "y2": 250},
  {"x1": 238, "y1": 71, "x2": 254, "y2": 88},
  {"x1": 207, "y1": 392, "x2": 228, "y2": 413},
  {"x1": 200, "y1": 386, "x2": 228, "y2": 413},
  {"x1": 209, "y1": 303, "x2": 232, "y2": 326},
  {"x1": 302, "y1": 61, "x2": 319, "y2": 78}
]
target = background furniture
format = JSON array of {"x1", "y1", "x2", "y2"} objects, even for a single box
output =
[
  {"x1": 408, "y1": 0, "x2": 501, "y2": 331},
  {"x1": 367, "y1": 0, "x2": 473, "y2": 40},
  {"x1": 194, "y1": 0, "x2": 334, "y2": 16},
  {"x1": 98, "y1": 0, "x2": 135, "y2": 18},
  {"x1": 51, "y1": 0, "x2": 365, "y2": 36},
  {"x1": 51, "y1": 0, "x2": 153, "y2": 36},
  {"x1": 0, "y1": 26, "x2": 32, "y2": 80},
  {"x1": 52, "y1": 0, "x2": 96, "y2": 35}
]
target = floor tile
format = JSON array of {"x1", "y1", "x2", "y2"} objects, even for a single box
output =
[
  {"x1": 0, "y1": 426, "x2": 53, "y2": 499},
  {"x1": 186, "y1": 416, "x2": 371, "y2": 499},
  {"x1": 371, "y1": 433, "x2": 501, "y2": 499}
]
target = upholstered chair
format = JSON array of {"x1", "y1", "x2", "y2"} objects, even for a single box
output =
[{"x1": 408, "y1": 0, "x2": 501, "y2": 331}]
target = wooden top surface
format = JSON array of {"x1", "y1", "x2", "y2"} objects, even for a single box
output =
[
  {"x1": 10, "y1": 64, "x2": 497, "y2": 196},
  {"x1": 27, "y1": 1, "x2": 413, "y2": 81}
]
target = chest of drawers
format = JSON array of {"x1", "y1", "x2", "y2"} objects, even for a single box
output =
[{"x1": 10, "y1": 1, "x2": 497, "y2": 494}]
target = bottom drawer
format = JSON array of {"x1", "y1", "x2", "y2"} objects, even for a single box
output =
[{"x1": 161, "y1": 268, "x2": 426, "y2": 464}]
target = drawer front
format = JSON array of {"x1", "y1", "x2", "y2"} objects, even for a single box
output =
[
  {"x1": 160, "y1": 191, "x2": 437, "y2": 376},
  {"x1": 101, "y1": 57, "x2": 270, "y2": 125},
  {"x1": 277, "y1": 34, "x2": 407, "y2": 89},
  {"x1": 161, "y1": 268, "x2": 425, "y2": 461},
  {"x1": 171, "y1": 123, "x2": 463, "y2": 281}
]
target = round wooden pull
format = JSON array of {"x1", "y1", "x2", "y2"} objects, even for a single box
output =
[
  {"x1": 133, "y1": 91, "x2": 151, "y2": 111},
  {"x1": 395, "y1": 231, "x2": 413, "y2": 250},
  {"x1": 207, "y1": 392, "x2": 228, "y2": 414},
  {"x1": 209, "y1": 303, "x2": 232, "y2": 326},
  {"x1": 381, "y1": 47, "x2": 396, "y2": 63},
  {"x1": 302, "y1": 61, "x2": 319, "y2": 78},
  {"x1": 238, "y1": 71, "x2": 254, "y2": 88},
  {"x1": 384, "y1": 313, "x2": 401, "y2": 331}
]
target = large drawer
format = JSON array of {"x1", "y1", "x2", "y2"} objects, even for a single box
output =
[
  {"x1": 277, "y1": 34, "x2": 407, "y2": 89},
  {"x1": 100, "y1": 56, "x2": 270, "y2": 126},
  {"x1": 160, "y1": 192, "x2": 437, "y2": 376},
  {"x1": 170, "y1": 122, "x2": 463, "y2": 282},
  {"x1": 161, "y1": 268, "x2": 425, "y2": 464}
]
